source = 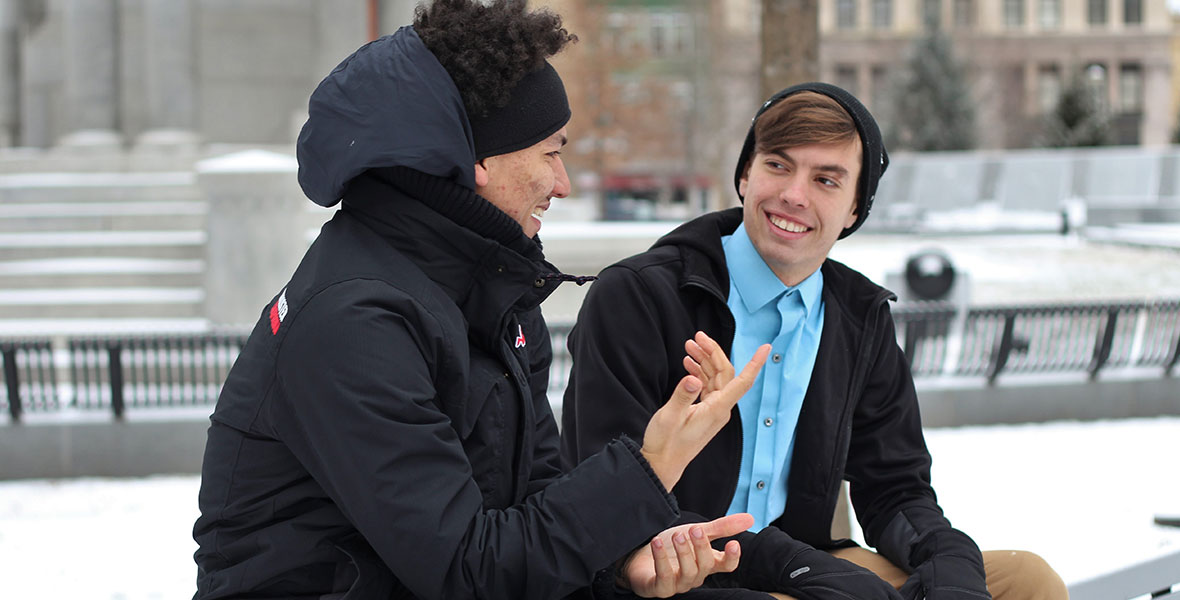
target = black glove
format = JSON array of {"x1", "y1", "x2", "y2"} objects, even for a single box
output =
[
  {"x1": 896, "y1": 530, "x2": 990, "y2": 600},
  {"x1": 716, "y1": 527, "x2": 904, "y2": 600}
]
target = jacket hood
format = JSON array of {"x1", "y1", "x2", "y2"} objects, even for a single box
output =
[{"x1": 296, "y1": 27, "x2": 476, "y2": 207}]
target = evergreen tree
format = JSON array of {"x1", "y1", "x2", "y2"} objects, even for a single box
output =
[
  {"x1": 885, "y1": 28, "x2": 976, "y2": 152},
  {"x1": 1044, "y1": 70, "x2": 1111, "y2": 147}
]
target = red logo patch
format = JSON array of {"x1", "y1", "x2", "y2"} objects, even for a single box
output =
[
  {"x1": 269, "y1": 289, "x2": 288, "y2": 334},
  {"x1": 514, "y1": 324, "x2": 526, "y2": 348}
]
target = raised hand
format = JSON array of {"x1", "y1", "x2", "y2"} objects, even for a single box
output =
[
  {"x1": 620, "y1": 513, "x2": 754, "y2": 598},
  {"x1": 683, "y1": 331, "x2": 736, "y2": 399},
  {"x1": 641, "y1": 333, "x2": 770, "y2": 491}
]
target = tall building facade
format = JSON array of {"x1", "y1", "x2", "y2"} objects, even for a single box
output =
[
  {"x1": 0, "y1": 0, "x2": 418, "y2": 151},
  {"x1": 818, "y1": 0, "x2": 1174, "y2": 147}
]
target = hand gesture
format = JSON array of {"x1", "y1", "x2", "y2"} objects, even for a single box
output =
[
  {"x1": 641, "y1": 332, "x2": 770, "y2": 491},
  {"x1": 682, "y1": 330, "x2": 737, "y2": 398},
  {"x1": 620, "y1": 513, "x2": 754, "y2": 598}
]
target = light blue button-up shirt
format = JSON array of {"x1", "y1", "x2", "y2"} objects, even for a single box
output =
[{"x1": 721, "y1": 223, "x2": 824, "y2": 531}]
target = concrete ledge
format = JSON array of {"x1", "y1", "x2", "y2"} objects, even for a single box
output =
[
  {"x1": 0, "y1": 416, "x2": 210, "y2": 480},
  {"x1": 917, "y1": 374, "x2": 1180, "y2": 427},
  {"x1": 2, "y1": 375, "x2": 1178, "y2": 480}
]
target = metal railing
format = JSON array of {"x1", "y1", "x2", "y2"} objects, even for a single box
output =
[
  {"x1": 2, "y1": 298, "x2": 1178, "y2": 422},
  {"x1": 2, "y1": 331, "x2": 248, "y2": 422}
]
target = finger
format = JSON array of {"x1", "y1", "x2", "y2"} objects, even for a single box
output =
[
  {"x1": 699, "y1": 512, "x2": 755, "y2": 540},
  {"x1": 731, "y1": 344, "x2": 771, "y2": 389},
  {"x1": 695, "y1": 331, "x2": 734, "y2": 379},
  {"x1": 683, "y1": 355, "x2": 705, "y2": 380},
  {"x1": 715, "y1": 540, "x2": 741, "y2": 574},
  {"x1": 688, "y1": 525, "x2": 716, "y2": 585},
  {"x1": 684, "y1": 339, "x2": 716, "y2": 380},
  {"x1": 672, "y1": 531, "x2": 698, "y2": 592},
  {"x1": 650, "y1": 536, "x2": 676, "y2": 597},
  {"x1": 665, "y1": 375, "x2": 703, "y2": 411}
]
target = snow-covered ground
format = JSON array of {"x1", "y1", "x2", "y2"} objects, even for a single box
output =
[{"x1": 1, "y1": 417, "x2": 1177, "y2": 599}]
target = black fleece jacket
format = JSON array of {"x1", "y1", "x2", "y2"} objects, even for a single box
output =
[{"x1": 561, "y1": 208, "x2": 986, "y2": 592}]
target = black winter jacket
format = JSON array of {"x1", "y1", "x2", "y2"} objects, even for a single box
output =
[
  {"x1": 561, "y1": 208, "x2": 985, "y2": 589},
  {"x1": 193, "y1": 27, "x2": 679, "y2": 600}
]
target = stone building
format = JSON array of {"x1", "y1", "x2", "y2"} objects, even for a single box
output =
[
  {"x1": 0, "y1": 0, "x2": 421, "y2": 151},
  {"x1": 818, "y1": 0, "x2": 1175, "y2": 147}
]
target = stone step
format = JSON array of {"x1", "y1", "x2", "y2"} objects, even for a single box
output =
[
  {"x1": 0, "y1": 257, "x2": 203, "y2": 288},
  {"x1": 0, "y1": 287, "x2": 204, "y2": 319},
  {"x1": 0, "y1": 201, "x2": 206, "y2": 232},
  {"x1": 0, "y1": 172, "x2": 199, "y2": 204},
  {"x1": 0, "y1": 231, "x2": 205, "y2": 261},
  {"x1": 0, "y1": 317, "x2": 210, "y2": 337}
]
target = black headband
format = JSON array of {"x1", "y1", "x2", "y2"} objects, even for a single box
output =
[{"x1": 470, "y1": 62, "x2": 570, "y2": 160}]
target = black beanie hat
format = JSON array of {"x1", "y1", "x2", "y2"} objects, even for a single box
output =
[
  {"x1": 733, "y1": 82, "x2": 889, "y2": 239},
  {"x1": 470, "y1": 62, "x2": 570, "y2": 160}
]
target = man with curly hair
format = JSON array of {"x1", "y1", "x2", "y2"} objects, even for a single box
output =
[{"x1": 192, "y1": 1, "x2": 769, "y2": 598}]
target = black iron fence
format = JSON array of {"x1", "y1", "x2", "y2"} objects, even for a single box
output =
[
  {"x1": 2, "y1": 298, "x2": 1178, "y2": 422},
  {"x1": 2, "y1": 331, "x2": 248, "y2": 422},
  {"x1": 547, "y1": 298, "x2": 1180, "y2": 393}
]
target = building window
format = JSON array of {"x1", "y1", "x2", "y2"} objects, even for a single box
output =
[
  {"x1": 837, "y1": 0, "x2": 857, "y2": 29},
  {"x1": 872, "y1": 0, "x2": 892, "y2": 28},
  {"x1": 1037, "y1": 65, "x2": 1061, "y2": 114},
  {"x1": 1039, "y1": 0, "x2": 1061, "y2": 28},
  {"x1": 835, "y1": 65, "x2": 859, "y2": 96},
  {"x1": 922, "y1": 0, "x2": 942, "y2": 29},
  {"x1": 1123, "y1": 0, "x2": 1142, "y2": 24},
  {"x1": 1085, "y1": 63, "x2": 1108, "y2": 111},
  {"x1": 1003, "y1": 0, "x2": 1024, "y2": 27},
  {"x1": 1119, "y1": 64, "x2": 1143, "y2": 112},
  {"x1": 1087, "y1": 0, "x2": 1107, "y2": 25},
  {"x1": 648, "y1": 12, "x2": 692, "y2": 58},
  {"x1": 953, "y1": 0, "x2": 974, "y2": 28},
  {"x1": 870, "y1": 65, "x2": 889, "y2": 111}
]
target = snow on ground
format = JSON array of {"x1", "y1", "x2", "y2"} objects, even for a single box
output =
[{"x1": 1, "y1": 418, "x2": 1178, "y2": 599}]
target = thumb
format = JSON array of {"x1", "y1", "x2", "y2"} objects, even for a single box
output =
[{"x1": 701, "y1": 512, "x2": 755, "y2": 541}]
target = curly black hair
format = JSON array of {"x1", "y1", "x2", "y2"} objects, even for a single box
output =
[{"x1": 414, "y1": 0, "x2": 577, "y2": 118}]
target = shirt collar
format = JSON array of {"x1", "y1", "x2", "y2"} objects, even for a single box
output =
[{"x1": 723, "y1": 222, "x2": 823, "y2": 317}]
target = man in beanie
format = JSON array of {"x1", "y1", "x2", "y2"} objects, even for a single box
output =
[
  {"x1": 562, "y1": 84, "x2": 1068, "y2": 599},
  {"x1": 192, "y1": 2, "x2": 771, "y2": 598}
]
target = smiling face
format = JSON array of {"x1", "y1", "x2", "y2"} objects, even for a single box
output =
[
  {"x1": 740, "y1": 140, "x2": 862, "y2": 286},
  {"x1": 474, "y1": 127, "x2": 570, "y2": 238}
]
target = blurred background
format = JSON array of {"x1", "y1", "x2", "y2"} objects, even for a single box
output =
[{"x1": 0, "y1": 1, "x2": 1178, "y2": 598}]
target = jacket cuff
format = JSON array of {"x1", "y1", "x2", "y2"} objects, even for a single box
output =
[{"x1": 616, "y1": 435, "x2": 678, "y2": 514}]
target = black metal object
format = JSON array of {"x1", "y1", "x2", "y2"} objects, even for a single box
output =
[
  {"x1": 2, "y1": 344, "x2": 20, "y2": 422},
  {"x1": 0, "y1": 338, "x2": 57, "y2": 423}
]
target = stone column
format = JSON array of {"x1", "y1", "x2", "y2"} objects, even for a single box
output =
[
  {"x1": 58, "y1": 0, "x2": 122, "y2": 149},
  {"x1": 0, "y1": 1, "x2": 19, "y2": 147},
  {"x1": 1141, "y1": 60, "x2": 1171, "y2": 147},
  {"x1": 136, "y1": 0, "x2": 198, "y2": 149},
  {"x1": 198, "y1": 150, "x2": 309, "y2": 327}
]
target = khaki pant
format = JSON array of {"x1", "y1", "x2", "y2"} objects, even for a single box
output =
[{"x1": 767, "y1": 547, "x2": 1068, "y2": 600}]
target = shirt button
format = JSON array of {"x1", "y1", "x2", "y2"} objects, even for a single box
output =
[
  {"x1": 772, "y1": 353, "x2": 782, "y2": 363},
  {"x1": 756, "y1": 480, "x2": 766, "y2": 490},
  {"x1": 764, "y1": 417, "x2": 774, "y2": 427}
]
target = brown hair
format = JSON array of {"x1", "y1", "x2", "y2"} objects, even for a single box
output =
[
  {"x1": 750, "y1": 91, "x2": 862, "y2": 200},
  {"x1": 753, "y1": 91, "x2": 858, "y2": 156}
]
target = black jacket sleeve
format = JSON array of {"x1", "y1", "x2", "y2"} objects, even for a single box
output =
[
  {"x1": 560, "y1": 262, "x2": 684, "y2": 471},
  {"x1": 850, "y1": 304, "x2": 988, "y2": 597},
  {"x1": 269, "y1": 281, "x2": 680, "y2": 600}
]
